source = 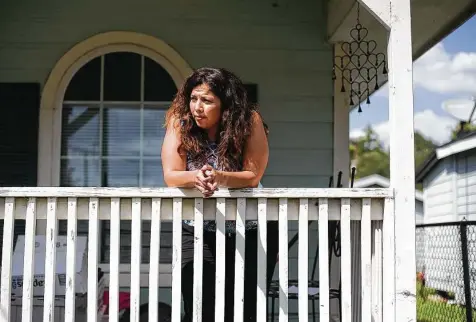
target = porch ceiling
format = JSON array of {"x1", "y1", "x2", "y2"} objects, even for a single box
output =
[{"x1": 328, "y1": 0, "x2": 476, "y2": 109}]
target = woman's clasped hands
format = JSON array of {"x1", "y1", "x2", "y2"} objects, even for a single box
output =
[{"x1": 194, "y1": 164, "x2": 219, "y2": 197}]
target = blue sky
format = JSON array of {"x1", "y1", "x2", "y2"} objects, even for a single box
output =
[{"x1": 350, "y1": 15, "x2": 476, "y2": 147}]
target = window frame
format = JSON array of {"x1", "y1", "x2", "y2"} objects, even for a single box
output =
[{"x1": 38, "y1": 32, "x2": 192, "y2": 286}]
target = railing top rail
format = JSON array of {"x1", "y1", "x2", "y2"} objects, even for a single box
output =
[{"x1": 0, "y1": 187, "x2": 393, "y2": 198}]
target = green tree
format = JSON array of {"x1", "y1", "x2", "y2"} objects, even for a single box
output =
[
  {"x1": 350, "y1": 126, "x2": 390, "y2": 180},
  {"x1": 451, "y1": 121, "x2": 476, "y2": 140},
  {"x1": 413, "y1": 132, "x2": 436, "y2": 190},
  {"x1": 414, "y1": 132, "x2": 436, "y2": 168},
  {"x1": 350, "y1": 126, "x2": 436, "y2": 189},
  {"x1": 355, "y1": 149, "x2": 390, "y2": 179}
]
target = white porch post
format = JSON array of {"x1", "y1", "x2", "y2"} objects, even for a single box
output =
[
  {"x1": 387, "y1": 0, "x2": 416, "y2": 320},
  {"x1": 358, "y1": 0, "x2": 417, "y2": 322}
]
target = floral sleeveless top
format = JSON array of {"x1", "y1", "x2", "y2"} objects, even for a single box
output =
[{"x1": 184, "y1": 141, "x2": 259, "y2": 233}]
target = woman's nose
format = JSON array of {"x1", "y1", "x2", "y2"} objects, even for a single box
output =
[{"x1": 195, "y1": 101, "x2": 204, "y2": 112}]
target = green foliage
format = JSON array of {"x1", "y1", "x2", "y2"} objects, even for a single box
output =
[
  {"x1": 451, "y1": 122, "x2": 476, "y2": 140},
  {"x1": 416, "y1": 281, "x2": 475, "y2": 322},
  {"x1": 350, "y1": 126, "x2": 389, "y2": 179},
  {"x1": 355, "y1": 149, "x2": 390, "y2": 179},
  {"x1": 349, "y1": 125, "x2": 436, "y2": 189},
  {"x1": 414, "y1": 132, "x2": 437, "y2": 168}
]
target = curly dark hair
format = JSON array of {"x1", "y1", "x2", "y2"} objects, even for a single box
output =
[{"x1": 165, "y1": 67, "x2": 268, "y2": 172}]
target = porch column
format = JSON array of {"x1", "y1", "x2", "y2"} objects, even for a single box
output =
[
  {"x1": 333, "y1": 45, "x2": 350, "y2": 188},
  {"x1": 358, "y1": 0, "x2": 417, "y2": 322},
  {"x1": 332, "y1": 43, "x2": 353, "y2": 322}
]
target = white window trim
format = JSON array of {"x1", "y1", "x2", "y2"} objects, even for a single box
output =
[
  {"x1": 38, "y1": 31, "x2": 192, "y2": 287},
  {"x1": 39, "y1": 31, "x2": 192, "y2": 187}
]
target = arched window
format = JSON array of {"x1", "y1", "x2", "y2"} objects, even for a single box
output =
[
  {"x1": 59, "y1": 51, "x2": 177, "y2": 264},
  {"x1": 60, "y1": 51, "x2": 176, "y2": 188}
]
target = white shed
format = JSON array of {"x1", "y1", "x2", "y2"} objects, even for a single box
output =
[
  {"x1": 415, "y1": 132, "x2": 476, "y2": 307},
  {"x1": 416, "y1": 131, "x2": 476, "y2": 224}
]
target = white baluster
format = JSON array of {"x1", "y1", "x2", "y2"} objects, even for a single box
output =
[
  {"x1": 130, "y1": 198, "x2": 142, "y2": 322},
  {"x1": 0, "y1": 198, "x2": 15, "y2": 322},
  {"x1": 87, "y1": 198, "x2": 99, "y2": 322},
  {"x1": 192, "y1": 198, "x2": 203, "y2": 322},
  {"x1": 171, "y1": 198, "x2": 182, "y2": 322},
  {"x1": 234, "y1": 198, "x2": 246, "y2": 322},
  {"x1": 361, "y1": 198, "x2": 372, "y2": 322},
  {"x1": 298, "y1": 199, "x2": 308, "y2": 322},
  {"x1": 318, "y1": 198, "x2": 329, "y2": 322},
  {"x1": 65, "y1": 198, "x2": 78, "y2": 322},
  {"x1": 149, "y1": 198, "x2": 162, "y2": 322},
  {"x1": 279, "y1": 198, "x2": 288, "y2": 322},
  {"x1": 215, "y1": 198, "x2": 226, "y2": 322},
  {"x1": 43, "y1": 197, "x2": 58, "y2": 322},
  {"x1": 371, "y1": 220, "x2": 383, "y2": 322},
  {"x1": 340, "y1": 198, "x2": 352, "y2": 322},
  {"x1": 109, "y1": 198, "x2": 121, "y2": 322},
  {"x1": 21, "y1": 198, "x2": 37, "y2": 322},
  {"x1": 256, "y1": 198, "x2": 267, "y2": 321}
]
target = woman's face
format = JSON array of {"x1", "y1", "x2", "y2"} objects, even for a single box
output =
[{"x1": 189, "y1": 83, "x2": 222, "y2": 135}]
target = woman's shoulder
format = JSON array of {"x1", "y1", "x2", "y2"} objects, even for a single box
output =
[
  {"x1": 249, "y1": 110, "x2": 264, "y2": 128},
  {"x1": 251, "y1": 110, "x2": 262, "y2": 122},
  {"x1": 165, "y1": 112, "x2": 182, "y2": 132},
  {"x1": 250, "y1": 110, "x2": 269, "y2": 136}
]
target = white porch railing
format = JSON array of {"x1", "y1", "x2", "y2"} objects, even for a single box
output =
[{"x1": 0, "y1": 187, "x2": 394, "y2": 322}]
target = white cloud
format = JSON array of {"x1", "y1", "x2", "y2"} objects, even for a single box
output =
[
  {"x1": 413, "y1": 43, "x2": 476, "y2": 95},
  {"x1": 350, "y1": 109, "x2": 457, "y2": 149},
  {"x1": 351, "y1": 44, "x2": 476, "y2": 148},
  {"x1": 373, "y1": 43, "x2": 476, "y2": 97}
]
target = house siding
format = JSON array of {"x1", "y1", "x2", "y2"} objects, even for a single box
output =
[
  {"x1": 423, "y1": 157, "x2": 455, "y2": 223},
  {"x1": 423, "y1": 150, "x2": 476, "y2": 222},
  {"x1": 0, "y1": 0, "x2": 332, "y2": 319},
  {"x1": 415, "y1": 200, "x2": 424, "y2": 224},
  {"x1": 0, "y1": 0, "x2": 334, "y2": 189},
  {"x1": 421, "y1": 158, "x2": 457, "y2": 300},
  {"x1": 455, "y1": 151, "x2": 476, "y2": 219}
]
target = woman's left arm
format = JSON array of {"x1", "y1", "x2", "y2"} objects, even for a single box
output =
[{"x1": 214, "y1": 112, "x2": 269, "y2": 188}]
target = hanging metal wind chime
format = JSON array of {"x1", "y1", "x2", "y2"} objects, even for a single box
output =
[{"x1": 333, "y1": 2, "x2": 388, "y2": 113}]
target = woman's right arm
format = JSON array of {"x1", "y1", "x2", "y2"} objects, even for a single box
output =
[{"x1": 161, "y1": 117, "x2": 197, "y2": 188}]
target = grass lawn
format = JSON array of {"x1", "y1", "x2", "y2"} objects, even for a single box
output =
[{"x1": 417, "y1": 280, "x2": 476, "y2": 321}]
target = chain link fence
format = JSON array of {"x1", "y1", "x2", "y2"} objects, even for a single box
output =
[{"x1": 416, "y1": 221, "x2": 476, "y2": 322}]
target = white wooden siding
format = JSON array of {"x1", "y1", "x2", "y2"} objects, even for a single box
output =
[
  {"x1": 423, "y1": 158, "x2": 455, "y2": 223},
  {"x1": 415, "y1": 200, "x2": 424, "y2": 225},
  {"x1": 423, "y1": 151, "x2": 476, "y2": 222},
  {"x1": 0, "y1": 0, "x2": 333, "y2": 189},
  {"x1": 455, "y1": 152, "x2": 476, "y2": 219}
]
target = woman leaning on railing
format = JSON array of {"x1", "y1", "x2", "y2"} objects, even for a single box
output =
[{"x1": 161, "y1": 67, "x2": 279, "y2": 322}]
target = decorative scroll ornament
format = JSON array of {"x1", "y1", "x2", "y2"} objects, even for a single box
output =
[{"x1": 333, "y1": 2, "x2": 388, "y2": 113}]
